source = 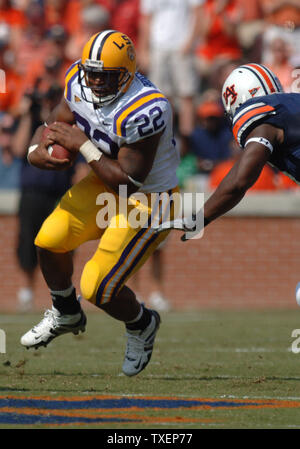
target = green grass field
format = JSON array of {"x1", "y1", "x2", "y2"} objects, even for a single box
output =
[{"x1": 1, "y1": 309, "x2": 300, "y2": 429}]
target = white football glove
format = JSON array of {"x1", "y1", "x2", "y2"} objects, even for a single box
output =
[{"x1": 156, "y1": 211, "x2": 204, "y2": 241}]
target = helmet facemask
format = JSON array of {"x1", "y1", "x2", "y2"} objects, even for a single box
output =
[{"x1": 79, "y1": 59, "x2": 131, "y2": 107}]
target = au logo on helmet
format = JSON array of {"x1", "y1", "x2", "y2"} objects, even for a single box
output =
[{"x1": 223, "y1": 84, "x2": 238, "y2": 106}]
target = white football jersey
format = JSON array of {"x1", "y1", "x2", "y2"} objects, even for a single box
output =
[{"x1": 64, "y1": 64, "x2": 180, "y2": 193}]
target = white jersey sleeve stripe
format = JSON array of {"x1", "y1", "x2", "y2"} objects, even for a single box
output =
[{"x1": 233, "y1": 102, "x2": 266, "y2": 126}]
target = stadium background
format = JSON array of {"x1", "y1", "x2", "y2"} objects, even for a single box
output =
[{"x1": 0, "y1": 0, "x2": 300, "y2": 312}]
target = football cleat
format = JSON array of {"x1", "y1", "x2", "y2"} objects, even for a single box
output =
[
  {"x1": 20, "y1": 307, "x2": 86, "y2": 349},
  {"x1": 122, "y1": 310, "x2": 161, "y2": 377}
]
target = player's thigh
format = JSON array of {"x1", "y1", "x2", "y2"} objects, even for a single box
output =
[
  {"x1": 80, "y1": 188, "x2": 179, "y2": 305},
  {"x1": 35, "y1": 172, "x2": 106, "y2": 252},
  {"x1": 80, "y1": 220, "x2": 170, "y2": 306}
]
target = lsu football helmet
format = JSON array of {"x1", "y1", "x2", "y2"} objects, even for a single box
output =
[
  {"x1": 79, "y1": 29, "x2": 136, "y2": 107},
  {"x1": 222, "y1": 63, "x2": 283, "y2": 122}
]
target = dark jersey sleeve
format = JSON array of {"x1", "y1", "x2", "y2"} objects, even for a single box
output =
[{"x1": 232, "y1": 99, "x2": 276, "y2": 148}]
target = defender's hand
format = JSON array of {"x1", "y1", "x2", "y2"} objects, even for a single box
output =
[
  {"x1": 48, "y1": 122, "x2": 88, "y2": 153},
  {"x1": 156, "y1": 212, "x2": 206, "y2": 241},
  {"x1": 156, "y1": 218, "x2": 188, "y2": 233},
  {"x1": 28, "y1": 134, "x2": 71, "y2": 171},
  {"x1": 156, "y1": 217, "x2": 198, "y2": 242}
]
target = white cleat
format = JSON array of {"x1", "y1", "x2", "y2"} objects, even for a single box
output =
[
  {"x1": 122, "y1": 310, "x2": 161, "y2": 377},
  {"x1": 20, "y1": 307, "x2": 86, "y2": 349}
]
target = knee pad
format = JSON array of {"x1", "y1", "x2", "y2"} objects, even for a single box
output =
[
  {"x1": 80, "y1": 226, "x2": 132, "y2": 305},
  {"x1": 34, "y1": 208, "x2": 71, "y2": 253},
  {"x1": 80, "y1": 259, "x2": 105, "y2": 304},
  {"x1": 80, "y1": 255, "x2": 122, "y2": 306}
]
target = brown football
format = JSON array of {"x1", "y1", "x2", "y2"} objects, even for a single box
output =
[{"x1": 43, "y1": 125, "x2": 76, "y2": 162}]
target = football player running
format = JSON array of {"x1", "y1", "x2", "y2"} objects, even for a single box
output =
[
  {"x1": 159, "y1": 63, "x2": 300, "y2": 241},
  {"x1": 21, "y1": 30, "x2": 180, "y2": 377}
]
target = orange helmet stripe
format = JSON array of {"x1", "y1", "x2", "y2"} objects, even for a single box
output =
[{"x1": 247, "y1": 64, "x2": 276, "y2": 93}]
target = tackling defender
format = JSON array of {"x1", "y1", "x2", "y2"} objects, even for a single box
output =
[
  {"x1": 20, "y1": 30, "x2": 179, "y2": 377},
  {"x1": 160, "y1": 63, "x2": 300, "y2": 242}
]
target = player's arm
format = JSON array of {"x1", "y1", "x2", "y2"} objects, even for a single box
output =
[
  {"x1": 27, "y1": 98, "x2": 76, "y2": 170},
  {"x1": 160, "y1": 124, "x2": 281, "y2": 239},
  {"x1": 47, "y1": 121, "x2": 161, "y2": 196},
  {"x1": 203, "y1": 124, "x2": 281, "y2": 222},
  {"x1": 203, "y1": 142, "x2": 269, "y2": 221},
  {"x1": 90, "y1": 132, "x2": 161, "y2": 196}
]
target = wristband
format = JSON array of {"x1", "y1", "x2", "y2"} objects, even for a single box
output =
[
  {"x1": 27, "y1": 144, "x2": 38, "y2": 164},
  {"x1": 28, "y1": 144, "x2": 38, "y2": 155},
  {"x1": 79, "y1": 140, "x2": 103, "y2": 163}
]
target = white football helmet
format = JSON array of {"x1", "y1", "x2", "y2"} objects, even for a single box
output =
[{"x1": 222, "y1": 63, "x2": 283, "y2": 122}]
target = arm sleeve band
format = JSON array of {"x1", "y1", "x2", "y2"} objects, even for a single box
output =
[{"x1": 245, "y1": 137, "x2": 274, "y2": 153}]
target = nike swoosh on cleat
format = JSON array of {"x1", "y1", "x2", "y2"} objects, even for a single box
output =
[
  {"x1": 133, "y1": 352, "x2": 151, "y2": 371},
  {"x1": 133, "y1": 358, "x2": 143, "y2": 371}
]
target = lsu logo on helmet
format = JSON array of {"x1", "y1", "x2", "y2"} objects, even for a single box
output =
[{"x1": 79, "y1": 30, "x2": 136, "y2": 107}]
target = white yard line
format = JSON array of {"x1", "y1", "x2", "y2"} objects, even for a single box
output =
[{"x1": 77, "y1": 391, "x2": 300, "y2": 402}]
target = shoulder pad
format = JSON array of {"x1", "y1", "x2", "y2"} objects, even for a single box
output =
[
  {"x1": 232, "y1": 100, "x2": 276, "y2": 147},
  {"x1": 64, "y1": 61, "x2": 80, "y2": 102}
]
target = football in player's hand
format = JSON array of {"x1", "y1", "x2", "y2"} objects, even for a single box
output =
[{"x1": 43, "y1": 125, "x2": 76, "y2": 162}]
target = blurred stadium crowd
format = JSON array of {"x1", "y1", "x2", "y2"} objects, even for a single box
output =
[{"x1": 0, "y1": 0, "x2": 300, "y2": 192}]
